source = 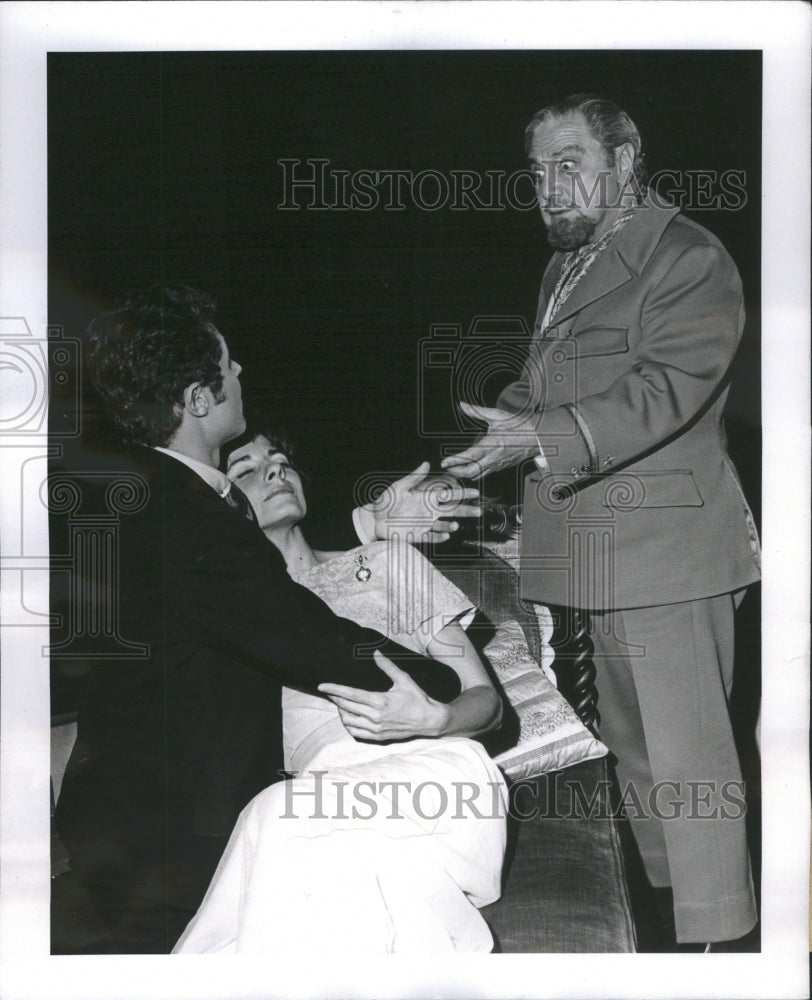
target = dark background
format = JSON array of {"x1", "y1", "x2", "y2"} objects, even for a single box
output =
[
  {"x1": 48, "y1": 49, "x2": 761, "y2": 540},
  {"x1": 48, "y1": 48, "x2": 763, "y2": 915}
]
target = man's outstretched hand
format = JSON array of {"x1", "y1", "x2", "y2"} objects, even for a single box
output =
[
  {"x1": 359, "y1": 461, "x2": 481, "y2": 544},
  {"x1": 318, "y1": 650, "x2": 449, "y2": 741},
  {"x1": 440, "y1": 401, "x2": 541, "y2": 480}
]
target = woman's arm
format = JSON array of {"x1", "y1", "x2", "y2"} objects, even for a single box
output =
[
  {"x1": 317, "y1": 620, "x2": 502, "y2": 743},
  {"x1": 423, "y1": 621, "x2": 503, "y2": 738}
]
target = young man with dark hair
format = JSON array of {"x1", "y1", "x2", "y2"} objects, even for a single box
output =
[{"x1": 55, "y1": 284, "x2": 475, "y2": 953}]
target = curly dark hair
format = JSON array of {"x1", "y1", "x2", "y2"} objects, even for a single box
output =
[
  {"x1": 525, "y1": 93, "x2": 648, "y2": 198},
  {"x1": 87, "y1": 284, "x2": 225, "y2": 447}
]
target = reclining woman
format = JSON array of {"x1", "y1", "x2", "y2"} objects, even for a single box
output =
[{"x1": 173, "y1": 424, "x2": 509, "y2": 954}]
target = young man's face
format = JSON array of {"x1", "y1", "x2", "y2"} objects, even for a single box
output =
[{"x1": 209, "y1": 333, "x2": 246, "y2": 445}]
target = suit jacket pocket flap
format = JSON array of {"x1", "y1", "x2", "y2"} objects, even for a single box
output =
[
  {"x1": 600, "y1": 470, "x2": 704, "y2": 509},
  {"x1": 571, "y1": 325, "x2": 629, "y2": 357}
]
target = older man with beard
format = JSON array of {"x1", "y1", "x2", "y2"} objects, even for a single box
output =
[{"x1": 442, "y1": 94, "x2": 761, "y2": 950}]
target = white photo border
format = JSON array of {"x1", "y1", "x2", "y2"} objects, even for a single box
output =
[{"x1": 0, "y1": 3, "x2": 809, "y2": 998}]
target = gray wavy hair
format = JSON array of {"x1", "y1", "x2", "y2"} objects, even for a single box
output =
[{"x1": 525, "y1": 94, "x2": 648, "y2": 197}]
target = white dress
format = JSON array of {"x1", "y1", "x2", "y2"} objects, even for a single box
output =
[{"x1": 173, "y1": 541, "x2": 508, "y2": 954}]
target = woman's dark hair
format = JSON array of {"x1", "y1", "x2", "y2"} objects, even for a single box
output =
[
  {"x1": 525, "y1": 93, "x2": 648, "y2": 196},
  {"x1": 223, "y1": 413, "x2": 307, "y2": 481},
  {"x1": 87, "y1": 284, "x2": 224, "y2": 447}
]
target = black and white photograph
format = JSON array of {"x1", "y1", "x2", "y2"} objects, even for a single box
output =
[{"x1": 0, "y1": 4, "x2": 809, "y2": 999}]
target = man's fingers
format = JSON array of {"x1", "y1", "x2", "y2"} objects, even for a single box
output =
[
  {"x1": 459, "y1": 401, "x2": 510, "y2": 425},
  {"x1": 372, "y1": 650, "x2": 412, "y2": 684},
  {"x1": 337, "y1": 712, "x2": 380, "y2": 736},
  {"x1": 458, "y1": 400, "x2": 489, "y2": 423},
  {"x1": 448, "y1": 463, "x2": 487, "y2": 481},
  {"x1": 439, "y1": 452, "x2": 472, "y2": 469},
  {"x1": 338, "y1": 708, "x2": 378, "y2": 729},
  {"x1": 317, "y1": 684, "x2": 383, "y2": 708},
  {"x1": 440, "y1": 445, "x2": 487, "y2": 468},
  {"x1": 440, "y1": 452, "x2": 488, "y2": 479},
  {"x1": 324, "y1": 695, "x2": 379, "y2": 720}
]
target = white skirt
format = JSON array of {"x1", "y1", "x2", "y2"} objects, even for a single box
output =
[{"x1": 173, "y1": 737, "x2": 507, "y2": 954}]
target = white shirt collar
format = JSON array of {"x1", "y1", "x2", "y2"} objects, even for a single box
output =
[{"x1": 153, "y1": 446, "x2": 233, "y2": 498}]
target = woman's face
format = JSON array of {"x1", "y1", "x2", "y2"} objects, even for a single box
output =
[{"x1": 226, "y1": 435, "x2": 307, "y2": 531}]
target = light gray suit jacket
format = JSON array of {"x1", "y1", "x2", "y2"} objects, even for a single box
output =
[{"x1": 497, "y1": 200, "x2": 761, "y2": 610}]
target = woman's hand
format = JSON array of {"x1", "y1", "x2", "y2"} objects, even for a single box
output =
[
  {"x1": 318, "y1": 650, "x2": 450, "y2": 741},
  {"x1": 355, "y1": 462, "x2": 482, "y2": 545}
]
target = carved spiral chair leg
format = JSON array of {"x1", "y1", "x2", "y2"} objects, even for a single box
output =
[
  {"x1": 550, "y1": 606, "x2": 600, "y2": 733},
  {"x1": 570, "y1": 608, "x2": 599, "y2": 732}
]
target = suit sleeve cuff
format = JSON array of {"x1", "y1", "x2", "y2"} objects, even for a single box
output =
[{"x1": 535, "y1": 404, "x2": 597, "y2": 481}]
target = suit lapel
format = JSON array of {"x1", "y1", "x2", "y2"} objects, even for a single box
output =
[
  {"x1": 549, "y1": 248, "x2": 635, "y2": 327},
  {"x1": 534, "y1": 258, "x2": 563, "y2": 335}
]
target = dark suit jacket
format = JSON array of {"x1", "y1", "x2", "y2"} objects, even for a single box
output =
[
  {"x1": 55, "y1": 446, "x2": 459, "y2": 913},
  {"x1": 497, "y1": 200, "x2": 761, "y2": 609}
]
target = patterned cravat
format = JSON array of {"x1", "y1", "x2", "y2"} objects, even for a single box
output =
[
  {"x1": 223, "y1": 481, "x2": 256, "y2": 523},
  {"x1": 545, "y1": 208, "x2": 636, "y2": 330}
]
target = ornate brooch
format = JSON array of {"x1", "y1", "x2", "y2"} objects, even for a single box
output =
[{"x1": 355, "y1": 552, "x2": 372, "y2": 582}]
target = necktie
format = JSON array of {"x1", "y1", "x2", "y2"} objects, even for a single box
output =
[{"x1": 224, "y1": 481, "x2": 256, "y2": 523}]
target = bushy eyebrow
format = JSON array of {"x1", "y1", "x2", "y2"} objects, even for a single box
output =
[{"x1": 553, "y1": 144, "x2": 585, "y2": 158}]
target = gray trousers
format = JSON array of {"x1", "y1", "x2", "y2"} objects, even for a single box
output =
[{"x1": 590, "y1": 592, "x2": 757, "y2": 943}]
